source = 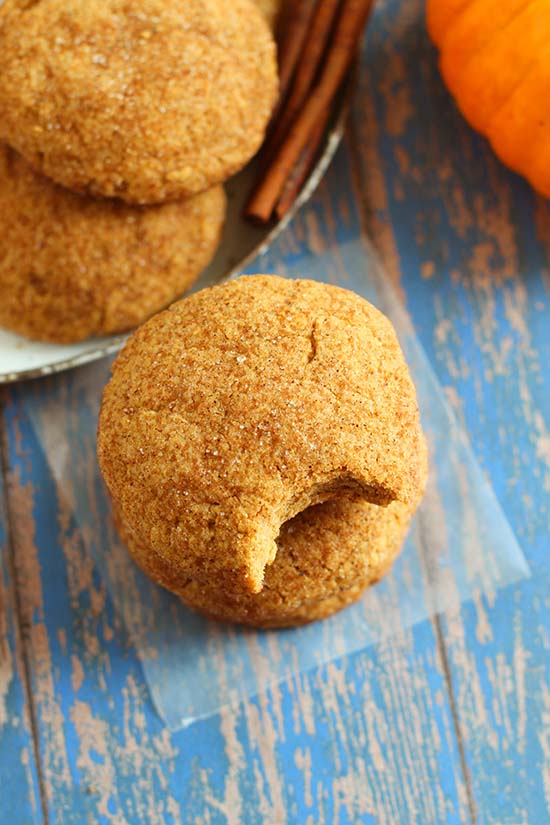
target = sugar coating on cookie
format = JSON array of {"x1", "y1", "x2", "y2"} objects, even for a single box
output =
[
  {"x1": 181, "y1": 435, "x2": 428, "y2": 627},
  {"x1": 0, "y1": 146, "x2": 226, "y2": 343},
  {"x1": 0, "y1": 0, "x2": 278, "y2": 204},
  {"x1": 117, "y1": 488, "x2": 426, "y2": 628},
  {"x1": 98, "y1": 275, "x2": 427, "y2": 597}
]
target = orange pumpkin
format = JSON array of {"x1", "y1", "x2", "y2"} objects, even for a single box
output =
[{"x1": 427, "y1": 0, "x2": 550, "y2": 196}]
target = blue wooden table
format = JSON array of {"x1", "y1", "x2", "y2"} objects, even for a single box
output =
[{"x1": 1, "y1": 1, "x2": 549, "y2": 822}]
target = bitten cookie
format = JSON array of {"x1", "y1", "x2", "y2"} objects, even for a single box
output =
[
  {"x1": 0, "y1": 146, "x2": 226, "y2": 343},
  {"x1": 115, "y1": 477, "x2": 427, "y2": 628},
  {"x1": 0, "y1": 0, "x2": 278, "y2": 204},
  {"x1": 98, "y1": 275, "x2": 427, "y2": 613}
]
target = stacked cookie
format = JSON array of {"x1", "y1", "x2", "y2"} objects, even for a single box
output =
[
  {"x1": 98, "y1": 276, "x2": 428, "y2": 628},
  {"x1": 0, "y1": 0, "x2": 278, "y2": 342}
]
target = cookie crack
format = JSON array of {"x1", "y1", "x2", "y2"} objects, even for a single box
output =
[{"x1": 306, "y1": 319, "x2": 318, "y2": 364}]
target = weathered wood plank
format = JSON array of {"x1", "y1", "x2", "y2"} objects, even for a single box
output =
[
  {"x1": 2, "y1": 149, "x2": 472, "y2": 823},
  {"x1": 0, "y1": 396, "x2": 43, "y2": 825},
  {"x1": 3, "y1": 406, "x2": 186, "y2": 824},
  {"x1": 353, "y1": 1, "x2": 550, "y2": 821}
]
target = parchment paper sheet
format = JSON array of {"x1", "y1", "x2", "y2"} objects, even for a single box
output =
[{"x1": 24, "y1": 237, "x2": 529, "y2": 730}]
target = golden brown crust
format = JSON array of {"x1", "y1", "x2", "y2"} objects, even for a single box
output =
[
  {"x1": 0, "y1": 146, "x2": 226, "y2": 343},
  {"x1": 0, "y1": 0, "x2": 278, "y2": 204},
  {"x1": 98, "y1": 275, "x2": 427, "y2": 603},
  {"x1": 116, "y1": 488, "x2": 425, "y2": 628}
]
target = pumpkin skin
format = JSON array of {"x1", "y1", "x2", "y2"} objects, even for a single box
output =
[{"x1": 427, "y1": 0, "x2": 550, "y2": 196}]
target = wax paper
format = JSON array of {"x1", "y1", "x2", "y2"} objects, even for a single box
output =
[{"x1": 24, "y1": 236, "x2": 529, "y2": 730}]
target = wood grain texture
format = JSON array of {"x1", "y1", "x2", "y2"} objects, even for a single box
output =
[
  {"x1": 0, "y1": 397, "x2": 42, "y2": 825},
  {"x1": 352, "y1": 1, "x2": 550, "y2": 821}
]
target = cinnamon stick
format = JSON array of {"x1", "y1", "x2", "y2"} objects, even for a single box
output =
[
  {"x1": 265, "y1": 0, "x2": 341, "y2": 164},
  {"x1": 276, "y1": 0, "x2": 317, "y2": 109},
  {"x1": 276, "y1": 53, "x2": 360, "y2": 220},
  {"x1": 247, "y1": 0, "x2": 374, "y2": 225},
  {"x1": 275, "y1": 119, "x2": 327, "y2": 221}
]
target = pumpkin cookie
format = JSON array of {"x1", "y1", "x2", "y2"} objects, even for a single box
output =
[
  {"x1": 0, "y1": 146, "x2": 226, "y2": 343},
  {"x1": 0, "y1": 0, "x2": 278, "y2": 204},
  {"x1": 98, "y1": 275, "x2": 427, "y2": 613},
  {"x1": 116, "y1": 477, "x2": 426, "y2": 628}
]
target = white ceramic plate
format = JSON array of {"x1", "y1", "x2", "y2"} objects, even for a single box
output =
[{"x1": 0, "y1": 82, "x2": 350, "y2": 384}]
